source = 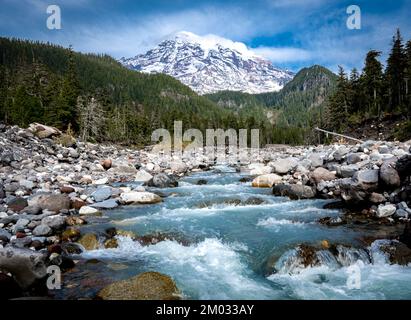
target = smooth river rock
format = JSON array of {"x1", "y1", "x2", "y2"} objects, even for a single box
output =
[{"x1": 97, "y1": 272, "x2": 180, "y2": 300}]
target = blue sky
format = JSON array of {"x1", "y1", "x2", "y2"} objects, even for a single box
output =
[{"x1": 0, "y1": 0, "x2": 410, "y2": 72}]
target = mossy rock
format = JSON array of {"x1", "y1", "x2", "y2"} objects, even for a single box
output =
[
  {"x1": 78, "y1": 233, "x2": 99, "y2": 251},
  {"x1": 104, "y1": 238, "x2": 118, "y2": 249},
  {"x1": 61, "y1": 227, "x2": 81, "y2": 242},
  {"x1": 97, "y1": 272, "x2": 181, "y2": 300}
]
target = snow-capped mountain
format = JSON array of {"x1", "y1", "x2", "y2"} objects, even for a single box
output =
[{"x1": 120, "y1": 31, "x2": 294, "y2": 95}]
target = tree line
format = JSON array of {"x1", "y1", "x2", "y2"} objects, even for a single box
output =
[
  {"x1": 0, "y1": 37, "x2": 305, "y2": 146},
  {"x1": 325, "y1": 29, "x2": 411, "y2": 137}
]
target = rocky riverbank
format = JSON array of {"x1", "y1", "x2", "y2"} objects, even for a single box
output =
[{"x1": 1, "y1": 123, "x2": 410, "y2": 299}]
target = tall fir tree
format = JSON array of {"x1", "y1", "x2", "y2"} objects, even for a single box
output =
[
  {"x1": 326, "y1": 66, "x2": 349, "y2": 131},
  {"x1": 54, "y1": 46, "x2": 80, "y2": 130},
  {"x1": 362, "y1": 50, "x2": 384, "y2": 116},
  {"x1": 405, "y1": 40, "x2": 411, "y2": 116},
  {"x1": 385, "y1": 29, "x2": 407, "y2": 111}
]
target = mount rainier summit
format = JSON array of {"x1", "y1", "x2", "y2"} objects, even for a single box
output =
[{"x1": 120, "y1": 31, "x2": 294, "y2": 95}]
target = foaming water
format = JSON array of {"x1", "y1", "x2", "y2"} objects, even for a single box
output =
[
  {"x1": 83, "y1": 237, "x2": 279, "y2": 299},
  {"x1": 68, "y1": 168, "x2": 411, "y2": 300}
]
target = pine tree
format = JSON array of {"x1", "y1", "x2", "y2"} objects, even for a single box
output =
[
  {"x1": 405, "y1": 40, "x2": 411, "y2": 117},
  {"x1": 385, "y1": 29, "x2": 407, "y2": 111},
  {"x1": 326, "y1": 66, "x2": 349, "y2": 131},
  {"x1": 362, "y1": 50, "x2": 383, "y2": 116},
  {"x1": 56, "y1": 46, "x2": 80, "y2": 130}
]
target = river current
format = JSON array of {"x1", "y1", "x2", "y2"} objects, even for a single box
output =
[{"x1": 58, "y1": 166, "x2": 411, "y2": 300}]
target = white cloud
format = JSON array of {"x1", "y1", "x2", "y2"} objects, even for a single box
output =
[{"x1": 252, "y1": 47, "x2": 313, "y2": 63}]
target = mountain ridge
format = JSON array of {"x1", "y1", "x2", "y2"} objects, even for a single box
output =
[{"x1": 120, "y1": 31, "x2": 294, "y2": 95}]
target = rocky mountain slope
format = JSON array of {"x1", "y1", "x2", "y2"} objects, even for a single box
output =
[{"x1": 120, "y1": 31, "x2": 294, "y2": 95}]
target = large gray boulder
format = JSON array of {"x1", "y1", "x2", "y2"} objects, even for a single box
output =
[
  {"x1": 308, "y1": 153, "x2": 324, "y2": 168},
  {"x1": 145, "y1": 173, "x2": 178, "y2": 188},
  {"x1": 38, "y1": 194, "x2": 70, "y2": 213},
  {"x1": 340, "y1": 164, "x2": 359, "y2": 178},
  {"x1": 27, "y1": 123, "x2": 61, "y2": 139},
  {"x1": 353, "y1": 169, "x2": 379, "y2": 191},
  {"x1": 0, "y1": 229, "x2": 12, "y2": 242},
  {"x1": 311, "y1": 167, "x2": 336, "y2": 183},
  {"x1": 91, "y1": 187, "x2": 112, "y2": 202},
  {"x1": 346, "y1": 153, "x2": 362, "y2": 165},
  {"x1": 376, "y1": 204, "x2": 397, "y2": 218},
  {"x1": 380, "y1": 161, "x2": 401, "y2": 188},
  {"x1": 41, "y1": 215, "x2": 66, "y2": 230},
  {"x1": 333, "y1": 146, "x2": 349, "y2": 161},
  {"x1": 0, "y1": 247, "x2": 47, "y2": 289},
  {"x1": 271, "y1": 158, "x2": 298, "y2": 174},
  {"x1": 32, "y1": 224, "x2": 52, "y2": 236},
  {"x1": 273, "y1": 184, "x2": 316, "y2": 200}
]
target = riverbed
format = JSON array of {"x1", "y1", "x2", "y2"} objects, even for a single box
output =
[{"x1": 56, "y1": 166, "x2": 411, "y2": 300}]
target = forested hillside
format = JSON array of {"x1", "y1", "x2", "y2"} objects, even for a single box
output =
[
  {"x1": 325, "y1": 29, "x2": 411, "y2": 141},
  {"x1": 0, "y1": 38, "x2": 280, "y2": 145}
]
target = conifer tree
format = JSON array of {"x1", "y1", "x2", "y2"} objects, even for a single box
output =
[
  {"x1": 385, "y1": 29, "x2": 406, "y2": 111},
  {"x1": 326, "y1": 66, "x2": 349, "y2": 131},
  {"x1": 362, "y1": 50, "x2": 383, "y2": 116}
]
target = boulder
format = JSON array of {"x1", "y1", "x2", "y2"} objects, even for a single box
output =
[
  {"x1": 380, "y1": 161, "x2": 401, "y2": 188},
  {"x1": 0, "y1": 247, "x2": 47, "y2": 289},
  {"x1": 41, "y1": 215, "x2": 66, "y2": 230},
  {"x1": 311, "y1": 167, "x2": 336, "y2": 184},
  {"x1": 134, "y1": 170, "x2": 153, "y2": 182},
  {"x1": 170, "y1": 161, "x2": 187, "y2": 174},
  {"x1": 19, "y1": 179, "x2": 34, "y2": 190},
  {"x1": 91, "y1": 187, "x2": 112, "y2": 202},
  {"x1": 93, "y1": 177, "x2": 109, "y2": 185},
  {"x1": 346, "y1": 153, "x2": 362, "y2": 165},
  {"x1": 273, "y1": 184, "x2": 316, "y2": 200},
  {"x1": 0, "y1": 229, "x2": 12, "y2": 242},
  {"x1": 90, "y1": 199, "x2": 119, "y2": 209},
  {"x1": 65, "y1": 216, "x2": 86, "y2": 227},
  {"x1": 38, "y1": 194, "x2": 70, "y2": 213},
  {"x1": 271, "y1": 158, "x2": 298, "y2": 174},
  {"x1": 108, "y1": 165, "x2": 138, "y2": 175},
  {"x1": 250, "y1": 166, "x2": 272, "y2": 176},
  {"x1": 101, "y1": 159, "x2": 112, "y2": 170},
  {"x1": 145, "y1": 173, "x2": 178, "y2": 188},
  {"x1": 71, "y1": 198, "x2": 86, "y2": 210},
  {"x1": 396, "y1": 155, "x2": 411, "y2": 180},
  {"x1": 97, "y1": 272, "x2": 180, "y2": 300},
  {"x1": 333, "y1": 146, "x2": 349, "y2": 161},
  {"x1": 380, "y1": 241, "x2": 411, "y2": 265},
  {"x1": 376, "y1": 204, "x2": 397, "y2": 218},
  {"x1": 61, "y1": 227, "x2": 81, "y2": 242},
  {"x1": 60, "y1": 186, "x2": 75, "y2": 194},
  {"x1": 120, "y1": 192, "x2": 162, "y2": 204},
  {"x1": 7, "y1": 197, "x2": 28, "y2": 212},
  {"x1": 340, "y1": 164, "x2": 359, "y2": 178},
  {"x1": 369, "y1": 192, "x2": 386, "y2": 204},
  {"x1": 251, "y1": 174, "x2": 282, "y2": 188},
  {"x1": 196, "y1": 179, "x2": 208, "y2": 185},
  {"x1": 78, "y1": 233, "x2": 99, "y2": 251},
  {"x1": 28, "y1": 123, "x2": 61, "y2": 139},
  {"x1": 353, "y1": 169, "x2": 379, "y2": 191},
  {"x1": 21, "y1": 205, "x2": 42, "y2": 215},
  {"x1": 32, "y1": 224, "x2": 52, "y2": 236},
  {"x1": 79, "y1": 206, "x2": 101, "y2": 215},
  {"x1": 309, "y1": 153, "x2": 324, "y2": 168},
  {"x1": 104, "y1": 238, "x2": 118, "y2": 249}
]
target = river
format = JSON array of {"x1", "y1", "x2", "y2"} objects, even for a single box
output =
[{"x1": 57, "y1": 166, "x2": 411, "y2": 300}]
